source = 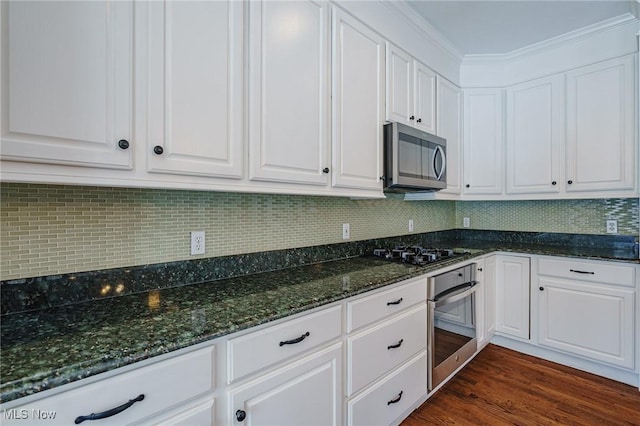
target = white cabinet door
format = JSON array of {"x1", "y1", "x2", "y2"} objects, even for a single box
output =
[
  {"x1": 537, "y1": 277, "x2": 634, "y2": 369},
  {"x1": 414, "y1": 61, "x2": 436, "y2": 134},
  {"x1": 463, "y1": 89, "x2": 503, "y2": 195},
  {"x1": 248, "y1": 0, "x2": 330, "y2": 185},
  {"x1": 475, "y1": 256, "x2": 496, "y2": 347},
  {"x1": 436, "y1": 76, "x2": 463, "y2": 195},
  {"x1": 0, "y1": 1, "x2": 133, "y2": 169},
  {"x1": 495, "y1": 255, "x2": 530, "y2": 340},
  {"x1": 146, "y1": 0, "x2": 243, "y2": 179},
  {"x1": 331, "y1": 7, "x2": 384, "y2": 192},
  {"x1": 229, "y1": 343, "x2": 342, "y2": 426},
  {"x1": 565, "y1": 55, "x2": 636, "y2": 192},
  {"x1": 385, "y1": 43, "x2": 435, "y2": 134},
  {"x1": 506, "y1": 75, "x2": 564, "y2": 194},
  {"x1": 386, "y1": 43, "x2": 413, "y2": 126}
]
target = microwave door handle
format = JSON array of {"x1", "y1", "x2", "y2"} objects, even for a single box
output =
[{"x1": 433, "y1": 146, "x2": 446, "y2": 181}]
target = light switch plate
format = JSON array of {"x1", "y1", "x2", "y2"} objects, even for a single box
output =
[{"x1": 342, "y1": 223, "x2": 350, "y2": 240}]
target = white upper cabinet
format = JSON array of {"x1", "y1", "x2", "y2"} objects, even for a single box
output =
[
  {"x1": 463, "y1": 88, "x2": 504, "y2": 195},
  {"x1": 565, "y1": 56, "x2": 636, "y2": 192},
  {"x1": 414, "y1": 62, "x2": 437, "y2": 134},
  {"x1": 506, "y1": 75, "x2": 564, "y2": 194},
  {"x1": 146, "y1": 0, "x2": 243, "y2": 179},
  {"x1": 436, "y1": 76, "x2": 463, "y2": 195},
  {"x1": 331, "y1": 7, "x2": 385, "y2": 192},
  {"x1": 386, "y1": 43, "x2": 436, "y2": 134},
  {"x1": 248, "y1": 0, "x2": 330, "y2": 186},
  {"x1": 0, "y1": 1, "x2": 133, "y2": 169},
  {"x1": 386, "y1": 44, "x2": 413, "y2": 126}
]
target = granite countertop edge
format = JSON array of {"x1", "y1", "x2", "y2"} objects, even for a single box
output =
[{"x1": 1, "y1": 245, "x2": 638, "y2": 404}]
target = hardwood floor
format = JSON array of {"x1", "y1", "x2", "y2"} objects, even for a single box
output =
[{"x1": 402, "y1": 344, "x2": 640, "y2": 426}]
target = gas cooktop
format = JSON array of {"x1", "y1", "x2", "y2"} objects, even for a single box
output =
[{"x1": 372, "y1": 245, "x2": 469, "y2": 266}]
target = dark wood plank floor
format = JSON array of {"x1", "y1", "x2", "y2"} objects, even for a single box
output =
[{"x1": 402, "y1": 344, "x2": 640, "y2": 426}]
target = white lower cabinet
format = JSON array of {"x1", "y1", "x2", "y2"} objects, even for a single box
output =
[
  {"x1": 346, "y1": 278, "x2": 428, "y2": 426},
  {"x1": 145, "y1": 397, "x2": 215, "y2": 426},
  {"x1": 475, "y1": 255, "x2": 496, "y2": 348},
  {"x1": 228, "y1": 343, "x2": 342, "y2": 426},
  {"x1": 536, "y1": 257, "x2": 635, "y2": 369},
  {"x1": 348, "y1": 305, "x2": 427, "y2": 396},
  {"x1": 226, "y1": 305, "x2": 342, "y2": 383},
  {"x1": 1, "y1": 346, "x2": 216, "y2": 426},
  {"x1": 495, "y1": 255, "x2": 531, "y2": 340},
  {"x1": 348, "y1": 351, "x2": 427, "y2": 426}
]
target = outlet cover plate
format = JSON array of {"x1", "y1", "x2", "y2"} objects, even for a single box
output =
[
  {"x1": 463, "y1": 217, "x2": 470, "y2": 228},
  {"x1": 606, "y1": 220, "x2": 618, "y2": 234},
  {"x1": 191, "y1": 231, "x2": 205, "y2": 255}
]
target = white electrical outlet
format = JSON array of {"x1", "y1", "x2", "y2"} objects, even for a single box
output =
[
  {"x1": 606, "y1": 220, "x2": 618, "y2": 234},
  {"x1": 408, "y1": 219, "x2": 414, "y2": 232},
  {"x1": 190, "y1": 231, "x2": 205, "y2": 255},
  {"x1": 463, "y1": 217, "x2": 470, "y2": 228},
  {"x1": 342, "y1": 223, "x2": 350, "y2": 240}
]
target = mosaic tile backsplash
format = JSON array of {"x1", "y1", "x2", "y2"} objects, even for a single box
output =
[
  {"x1": 455, "y1": 198, "x2": 639, "y2": 235},
  {"x1": 1, "y1": 183, "x2": 638, "y2": 280},
  {"x1": 0, "y1": 184, "x2": 455, "y2": 280}
]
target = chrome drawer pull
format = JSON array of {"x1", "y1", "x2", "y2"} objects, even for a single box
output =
[
  {"x1": 387, "y1": 297, "x2": 403, "y2": 306},
  {"x1": 75, "y1": 394, "x2": 144, "y2": 424},
  {"x1": 279, "y1": 331, "x2": 310, "y2": 347},
  {"x1": 387, "y1": 339, "x2": 404, "y2": 350},
  {"x1": 570, "y1": 269, "x2": 595, "y2": 275},
  {"x1": 387, "y1": 391, "x2": 403, "y2": 405}
]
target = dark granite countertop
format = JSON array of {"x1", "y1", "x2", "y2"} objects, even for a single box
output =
[
  {"x1": 1, "y1": 232, "x2": 637, "y2": 404},
  {"x1": 0, "y1": 254, "x2": 475, "y2": 404}
]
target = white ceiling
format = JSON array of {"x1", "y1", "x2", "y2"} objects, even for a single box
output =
[{"x1": 405, "y1": 0, "x2": 638, "y2": 55}]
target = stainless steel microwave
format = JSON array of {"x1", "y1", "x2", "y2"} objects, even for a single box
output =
[{"x1": 382, "y1": 122, "x2": 447, "y2": 193}]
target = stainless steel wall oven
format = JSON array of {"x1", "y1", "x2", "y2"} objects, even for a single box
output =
[{"x1": 427, "y1": 263, "x2": 478, "y2": 390}]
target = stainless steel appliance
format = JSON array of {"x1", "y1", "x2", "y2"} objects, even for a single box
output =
[
  {"x1": 372, "y1": 245, "x2": 466, "y2": 266},
  {"x1": 427, "y1": 263, "x2": 478, "y2": 390},
  {"x1": 382, "y1": 122, "x2": 447, "y2": 193}
]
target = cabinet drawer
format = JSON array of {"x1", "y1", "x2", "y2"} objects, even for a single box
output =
[
  {"x1": 1, "y1": 346, "x2": 215, "y2": 426},
  {"x1": 538, "y1": 257, "x2": 635, "y2": 287},
  {"x1": 347, "y1": 278, "x2": 427, "y2": 332},
  {"x1": 348, "y1": 351, "x2": 427, "y2": 426},
  {"x1": 348, "y1": 305, "x2": 427, "y2": 396},
  {"x1": 144, "y1": 397, "x2": 214, "y2": 426},
  {"x1": 227, "y1": 305, "x2": 342, "y2": 383}
]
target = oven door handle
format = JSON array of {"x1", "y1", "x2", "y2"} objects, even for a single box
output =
[{"x1": 431, "y1": 281, "x2": 478, "y2": 308}]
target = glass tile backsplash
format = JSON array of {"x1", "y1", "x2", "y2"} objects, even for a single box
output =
[{"x1": 1, "y1": 183, "x2": 637, "y2": 280}]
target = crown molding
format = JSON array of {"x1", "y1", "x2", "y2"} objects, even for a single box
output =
[
  {"x1": 463, "y1": 12, "x2": 638, "y2": 65},
  {"x1": 381, "y1": 0, "x2": 464, "y2": 63}
]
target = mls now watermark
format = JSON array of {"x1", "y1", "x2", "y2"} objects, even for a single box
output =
[{"x1": 3, "y1": 408, "x2": 57, "y2": 421}]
